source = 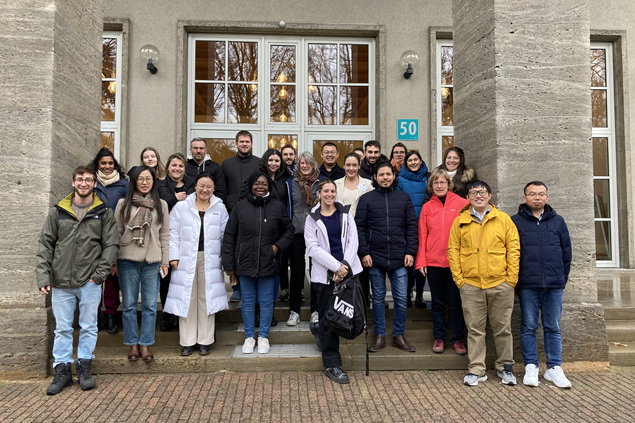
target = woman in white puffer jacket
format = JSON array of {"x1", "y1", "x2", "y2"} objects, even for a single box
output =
[{"x1": 164, "y1": 173, "x2": 229, "y2": 356}]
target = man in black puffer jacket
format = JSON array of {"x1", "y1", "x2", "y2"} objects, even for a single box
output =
[
  {"x1": 355, "y1": 162, "x2": 418, "y2": 354},
  {"x1": 512, "y1": 181, "x2": 572, "y2": 389},
  {"x1": 185, "y1": 137, "x2": 227, "y2": 203},
  {"x1": 359, "y1": 140, "x2": 388, "y2": 180}
]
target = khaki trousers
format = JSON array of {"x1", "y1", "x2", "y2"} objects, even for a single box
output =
[
  {"x1": 179, "y1": 252, "x2": 216, "y2": 346},
  {"x1": 460, "y1": 281, "x2": 515, "y2": 376}
]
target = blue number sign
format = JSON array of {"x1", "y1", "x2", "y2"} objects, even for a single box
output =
[{"x1": 397, "y1": 119, "x2": 419, "y2": 141}]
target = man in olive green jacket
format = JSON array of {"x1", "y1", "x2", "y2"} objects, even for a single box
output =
[{"x1": 36, "y1": 165, "x2": 119, "y2": 395}]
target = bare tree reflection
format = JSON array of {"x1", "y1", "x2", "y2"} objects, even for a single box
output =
[
  {"x1": 204, "y1": 138, "x2": 237, "y2": 163},
  {"x1": 101, "y1": 38, "x2": 117, "y2": 121},
  {"x1": 227, "y1": 42, "x2": 258, "y2": 123},
  {"x1": 591, "y1": 49, "x2": 607, "y2": 128}
]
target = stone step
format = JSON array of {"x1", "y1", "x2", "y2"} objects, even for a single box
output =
[
  {"x1": 602, "y1": 306, "x2": 635, "y2": 321},
  {"x1": 609, "y1": 341, "x2": 635, "y2": 366},
  {"x1": 605, "y1": 321, "x2": 635, "y2": 342}
]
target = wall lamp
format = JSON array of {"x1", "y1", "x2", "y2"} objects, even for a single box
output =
[
  {"x1": 140, "y1": 44, "x2": 160, "y2": 74},
  {"x1": 401, "y1": 50, "x2": 419, "y2": 79}
]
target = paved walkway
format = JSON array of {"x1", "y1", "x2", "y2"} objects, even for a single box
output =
[{"x1": 1, "y1": 370, "x2": 633, "y2": 422}]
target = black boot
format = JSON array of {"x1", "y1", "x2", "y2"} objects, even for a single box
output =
[
  {"x1": 160, "y1": 314, "x2": 174, "y2": 332},
  {"x1": 106, "y1": 314, "x2": 119, "y2": 334},
  {"x1": 76, "y1": 359, "x2": 96, "y2": 391},
  {"x1": 270, "y1": 315, "x2": 278, "y2": 327},
  {"x1": 415, "y1": 293, "x2": 427, "y2": 309},
  {"x1": 46, "y1": 363, "x2": 72, "y2": 395}
]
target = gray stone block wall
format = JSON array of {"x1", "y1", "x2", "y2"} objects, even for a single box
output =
[{"x1": 0, "y1": 0, "x2": 103, "y2": 378}]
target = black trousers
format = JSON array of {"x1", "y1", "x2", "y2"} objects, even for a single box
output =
[
  {"x1": 279, "y1": 250, "x2": 290, "y2": 291},
  {"x1": 160, "y1": 267, "x2": 174, "y2": 321},
  {"x1": 288, "y1": 234, "x2": 306, "y2": 314},
  {"x1": 314, "y1": 280, "x2": 342, "y2": 368},
  {"x1": 358, "y1": 266, "x2": 370, "y2": 306},
  {"x1": 427, "y1": 266, "x2": 464, "y2": 343}
]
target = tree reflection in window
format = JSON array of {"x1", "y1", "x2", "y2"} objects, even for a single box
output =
[
  {"x1": 227, "y1": 42, "x2": 258, "y2": 123},
  {"x1": 102, "y1": 38, "x2": 117, "y2": 121},
  {"x1": 591, "y1": 49, "x2": 607, "y2": 128},
  {"x1": 270, "y1": 45, "x2": 296, "y2": 122}
]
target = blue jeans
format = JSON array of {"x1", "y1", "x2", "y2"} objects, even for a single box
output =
[
  {"x1": 517, "y1": 288, "x2": 564, "y2": 368},
  {"x1": 51, "y1": 282, "x2": 102, "y2": 367},
  {"x1": 118, "y1": 260, "x2": 161, "y2": 346},
  {"x1": 368, "y1": 266, "x2": 408, "y2": 336},
  {"x1": 239, "y1": 276, "x2": 276, "y2": 339}
]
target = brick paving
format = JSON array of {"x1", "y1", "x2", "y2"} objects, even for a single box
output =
[{"x1": 1, "y1": 370, "x2": 634, "y2": 422}]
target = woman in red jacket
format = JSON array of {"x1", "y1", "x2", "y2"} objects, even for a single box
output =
[{"x1": 415, "y1": 168, "x2": 470, "y2": 355}]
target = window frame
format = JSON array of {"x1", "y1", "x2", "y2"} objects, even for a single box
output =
[
  {"x1": 101, "y1": 31, "x2": 123, "y2": 160},
  {"x1": 435, "y1": 39, "x2": 454, "y2": 165}
]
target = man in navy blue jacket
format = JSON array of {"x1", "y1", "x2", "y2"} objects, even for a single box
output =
[
  {"x1": 356, "y1": 162, "x2": 419, "y2": 353},
  {"x1": 511, "y1": 181, "x2": 572, "y2": 389}
]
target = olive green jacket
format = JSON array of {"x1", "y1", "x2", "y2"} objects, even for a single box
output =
[{"x1": 36, "y1": 193, "x2": 119, "y2": 289}]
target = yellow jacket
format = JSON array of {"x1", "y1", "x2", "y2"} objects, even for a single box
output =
[{"x1": 447, "y1": 203, "x2": 520, "y2": 289}]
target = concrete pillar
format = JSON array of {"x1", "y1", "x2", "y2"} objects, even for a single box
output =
[
  {"x1": 0, "y1": 0, "x2": 103, "y2": 378},
  {"x1": 453, "y1": 0, "x2": 608, "y2": 364}
]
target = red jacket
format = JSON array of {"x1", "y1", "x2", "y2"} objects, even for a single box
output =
[{"x1": 415, "y1": 191, "x2": 470, "y2": 269}]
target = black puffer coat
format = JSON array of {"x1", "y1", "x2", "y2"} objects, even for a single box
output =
[
  {"x1": 359, "y1": 154, "x2": 388, "y2": 180},
  {"x1": 157, "y1": 174, "x2": 195, "y2": 212},
  {"x1": 222, "y1": 175, "x2": 295, "y2": 278}
]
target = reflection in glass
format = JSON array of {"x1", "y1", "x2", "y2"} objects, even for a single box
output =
[
  {"x1": 308, "y1": 85, "x2": 336, "y2": 125},
  {"x1": 595, "y1": 221, "x2": 612, "y2": 261},
  {"x1": 268, "y1": 134, "x2": 298, "y2": 151},
  {"x1": 339, "y1": 44, "x2": 369, "y2": 84},
  {"x1": 228, "y1": 42, "x2": 258, "y2": 82},
  {"x1": 101, "y1": 81, "x2": 116, "y2": 121},
  {"x1": 270, "y1": 45, "x2": 296, "y2": 82},
  {"x1": 203, "y1": 138, "x2": 237, "y2": 163},
  {"x1": 270, "y1": 85, "x2": 296, "y2": 123},
  {"x1": 442, "y1": 136, "x2": 454, "y2": 153},
  {"x1": 312, "y1": 140, "x2": 363, "y2": 167},
  {"x1": 102, "y1": 38, "x2": 117, "y2": 79},
  {"x1": 592, "y1": 89, "x2": 607, "y2": 127},
  {"x1": 228, "y1": 84, "x2": 258, "y2": 123},
  {"x1": 591, "y1": 49, "x2": 606, "y2": 88},
  {"x1": 594, "y1": 179, "x2": 611, "y2": 218},
  {"x1": 194, "y1": 83, "x2": 225, "y2": 123},
  {"x1": 100, "y1": 132, "x2": 115, "y2": 152},
  {"x1": 195, "y1": 41, "x2": 225, "y2": 81},
  {"x1": 308, "y1": 44, "x2": 337, "y2": 83},
  {"x1": 442, "y1": 87, "x2": 453, "y2": 126},
  {"x1": 593, "y1": 137, "x2": 609, "y2": 177},
  {"x1": 441, "y1": 46, "x2": 453, "y2": 85},
  {"x1": 340, "y1": 86, "x2": 369, "y2": 125}
]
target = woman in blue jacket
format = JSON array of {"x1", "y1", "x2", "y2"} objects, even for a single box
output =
[{"x1": 397, "y1": 150, "x2": 429, "y2": 307}]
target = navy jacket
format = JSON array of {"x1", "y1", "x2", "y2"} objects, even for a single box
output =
[
  {"x1": 396, "y1": 162, "x2": 429, "y2": 220},
  {"x1": 95, "y1": 178, "x2": 129, "y2": 211},
  {"x1": 511, "y1": 203, "x2": 572, "y2": 289},
  {"x1": 355, "y1": 186, "x2": 419, "y2": 271}
]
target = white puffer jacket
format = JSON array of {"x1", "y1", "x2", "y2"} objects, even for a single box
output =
[{"x1": 164, "y1": 193, "x2": 229, "y2": 317}]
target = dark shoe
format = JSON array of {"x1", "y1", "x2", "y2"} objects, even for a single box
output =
[
  {"x1": 324, "y1": 367, "x2": 350, "y2": 384},
  {"x1": 310, "y1": 322, "x2": 322, "y2": 350},
  {"x1": 415, "y1": 293, "x2": 426, "y2": 309},
  {"x1": 199, "y1": 345, "x2": 211, "y2": 356},
  {"x1": 229, "y1": 290, "x2": 241, "y2": 303},
  {"x1": 368, "y1": 335, "x2": 386, "y2": 352},
  {"x1": 432, "y1": 339, "x2": 445, "y2": 354},
  {"x1": 278, "y1": 289, "x2": 289, "y2": 302},
  {"x1": 128, "y1": 345, "x2": 140, "y2": 361},
  {"x1": 106, "y1": 314, "x2": 119, "y2": 334},
  {"x1": 453, "y1": 340, "x2": 467, "y2": 356},
  {"x1": 181, "y1": 346, "x2": 194, "y2": 356},
  {"x1": 46, "y1": 363, "x2": 72, "y2": 395},
  {"x1": 160, "y1": 316, "x2": 174, "y2": 332},
  {"x1": 270, "y1": 315, "x2": 278, "y2": 327},
  {"x1": 139, "y1": 345, "x2": 154, "y2": 362},
  {"x1": 76, "y1": 359, "x2": 96, "y2": 391},
  {"x1": 393, "y1": 335, "x2": 416, "y2": 352}
]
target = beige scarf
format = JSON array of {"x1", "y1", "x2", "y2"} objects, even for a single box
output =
[{"x1": 97, "y1": 170, "x2": 120, "y2": 187}]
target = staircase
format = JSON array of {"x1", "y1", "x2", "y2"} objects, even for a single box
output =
[{"x1": 604, "y1": 305, "x2": 635, "y2": 367}]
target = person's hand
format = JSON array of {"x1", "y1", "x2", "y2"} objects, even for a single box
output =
[
  {"x1": 418, "y1": 267, "x2": 427, "y2": 276},
  {"x1": 226, "y1": 270, "x2": 237, "y2": 286},
  {"x1": 272, "y1": 245, "x2": 280, "y2": 256},
  {"x1": 175, "y1": 192, "x2": 187, "y2": 201},
  {"x1": 169, "y1": 260, "x2": 179, "y2": 269},
  {"x1": 111, "y1": 264, "x2": 118, "y2": 276},
  {"x1": 404, "y1": 254, "x2": 414, "y2": 267},
  {"x1": 362, "y1": 255, "x2": 372, "y2": 267},
  {"x1": 159, "y1": 265, "x2": 169, "y2": 278},
  {"x1": 88, "y1": 279, "x2": 96, "y2": 284},
  {"x1": 40, "y1": 286, "x2": 50, "y2": 295},
  {"x1": 333, "y1": 264, "x2": 349, "y2": 282}
]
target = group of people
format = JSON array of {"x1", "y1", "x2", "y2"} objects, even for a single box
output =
[{"x1": 36, "y1": 131, "x2": 573, "y2": 393}]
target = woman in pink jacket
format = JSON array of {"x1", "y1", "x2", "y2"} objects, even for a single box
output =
[{"x1": 415, "y1": 168, "x2": 470, "y2": 356}]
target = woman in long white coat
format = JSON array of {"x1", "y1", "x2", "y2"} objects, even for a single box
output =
[{"x1": 164, "y1": 173, "x2": 229, "y2": 356}]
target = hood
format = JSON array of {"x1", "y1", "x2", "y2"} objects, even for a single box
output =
[
  {"x1": 309, "y1": 201, "x2": 351, "y2": 221},
  {"x1": 517, "y1": 202, "x2": 556, "y2": 220},
  {"x1": 185, "y1": 191, "x2": 222, "y2": 211},
  {"x1": 399, "y1": 162, "x2": 429, "y2": 182},
  {"x1": 457, "y1": 202, "x2": 499, "y2": 224},
  {"x1": 186, "y1": 152, "x2": 212, "y2": 162},
  {"x1": 57, "y1": 192, "x2": 105, "y2": 217}
]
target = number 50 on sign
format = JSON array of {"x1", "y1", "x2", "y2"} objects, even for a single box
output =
[{"x1": 397, "y1": 119, "x2": 418, "y2": 141}]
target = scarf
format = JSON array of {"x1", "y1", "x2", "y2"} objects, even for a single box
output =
[
  {"x1": 447, "y1": 169, "x2": 457, "y2": 179},
  {"x1": 391, "y1": 157, "x2": 404, "y2": 174},
  {"x1": 126, "y1": 194, "x2": 154, "y2": 246},
  {"x1": 296, "y1": 168, "x2": 320, "y2": 204},
  {"x1": 97, "y1": 169, "x2": 120, "y2": 187}
]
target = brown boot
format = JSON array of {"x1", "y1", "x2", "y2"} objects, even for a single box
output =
[
  {"x1": 128, "y1": 345, "x2": 140, "y2": 361},
  {"x1": 393, "y1": 335, "x2": 416, "y2": 352},
  {"x1": 139, "y1": 345, "x2": 154, "y2": 362},
  {"x1": 368, "y1": 335, "x2": 386, "y2": 352}
]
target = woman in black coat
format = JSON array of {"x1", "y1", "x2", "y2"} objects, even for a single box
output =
[
  {"x1": 222, "y1": 173, "x2": 294, "y2": 355},
  {"x1": 238, "y1": 148, "x2": 289, "y2": 206}
]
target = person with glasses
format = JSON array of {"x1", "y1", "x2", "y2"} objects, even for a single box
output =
[
  {"x1": 389, "y1": 142, "x2": 408, "y2": 175},
  {"x1": 512, "y1": 182, "x2": 572, "y2": 388},
  {"x1": 114, "y1": 166, "x2": 170, "y2": 362},
  {"x1": 164, "y1": 173, "x2": 229, "y2": 356},
  {"x1": 423, "y1": 147, "x2": 476, "y2": 204},
  {"x1": 319, "y1": 142, "x2": 345, "y2": 180},
  {"x1": 447, "y1": 180, "x2": 520, "y2": 386},
  {"x1": 416, "y1": 168, "x2": 469, "y2": 355}
]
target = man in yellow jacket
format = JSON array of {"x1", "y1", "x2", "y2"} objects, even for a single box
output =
[{"x1": 447, "y1": 180, "x2": 520, "y2": 386}]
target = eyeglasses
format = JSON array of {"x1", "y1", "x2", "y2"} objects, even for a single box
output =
[
  {"x1": 252, "y1": 182, "x2": 268, "y2": 187},
  {"x1": 525, "y1": 193, "x2": 547, "y2": 199},
  {"x1": 74, "y1": 178, "x2": 94, "y2": 184},
  {"x1": 137, "y1": 177, "x2": 153, "y2": 183},
  {"x1": 468, "y1": 190, "x2": 489, "y2": 198},
  {"x1": 433, "y1": 181, "x2": 448, "y2": 186},
  {"x1": 197, "y1": 184, "x2": 214, "y2": 190}
]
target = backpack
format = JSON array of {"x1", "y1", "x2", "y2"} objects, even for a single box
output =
[{"x1": 325, "y1": 271, "x2": 367, "y2": 340}]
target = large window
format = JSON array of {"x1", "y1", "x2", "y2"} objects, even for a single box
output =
[
  {"x1": 188, "y1": 35, "x2": 375, "y2": 163},
  {"x1": 436, "y1": 40, "x2": 454, "y2": 164},
  {"x1": 101, "y1": 32, "x2": 122, "y2": 159}
]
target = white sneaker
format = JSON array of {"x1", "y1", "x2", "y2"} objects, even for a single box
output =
[
  {"x1": 497, "y1": 364, "x2": 517, "y2": 385},
  {"x1": 464, "y1": 373, "x2": 487, "y2": 386},
  {"x1": 257, "y1": 337, "x2": 270, "y2": 354},
  {"x1": 544, "y1": 366, "x2": 572, "y2": 389},
  {"x1": 287, "y1": 311, "x2": 300, "y2": 326},
  {"x1": 523, "y1": 364, "x2": 540, "y2": 387},
  {"x1": 310, "y1": 311, "x2": 319, "y2": 324},
  {"x1": 242, "y1": 337, "x2": 256, "y2": 354}
]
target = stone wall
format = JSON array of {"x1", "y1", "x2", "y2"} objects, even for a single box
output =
[{"x1": 0, "y1": 0, "x2": 103, "y2": 378}]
